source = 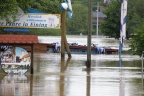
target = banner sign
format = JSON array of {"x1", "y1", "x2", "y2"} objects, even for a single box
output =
[
  {"x1": 1, "y1": 47, "x2": 30, "y2": 74},
  {"x1": 0, "y1": 14, "x2": 61, "y2": 29}
]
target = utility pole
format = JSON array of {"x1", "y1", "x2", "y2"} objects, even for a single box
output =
[
  {"x1": 86, "y1": 0, "x2": 92, "y2": 68},
  {"x1": 96, "y1": 2, "x2": 99, "y2": 37}
]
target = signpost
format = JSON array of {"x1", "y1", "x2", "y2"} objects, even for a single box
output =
[{"x1": 60, "y1": 0, "x2": 72, "y2": 58}]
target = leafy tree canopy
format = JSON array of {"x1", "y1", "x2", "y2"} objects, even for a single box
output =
[
  {"x1": 0, "y1": 0, "x2": 33, "y2": 20},
  {"x1": 0, "y1": 0, "x2": 61, "y2": 21},
  {"x1": 129, "y1": 21, "x2": 144, "y2": 56},
  {"x1": 66, "y1": 4, "x2": 88, "y2": 35},
  {"x1": 100, "y1": 0, "x2": 121, "y2": 39},
  {"x1": 73, "y1": 0, "x2": 103, "y2": 11},
  {"x1": 31, "y1": 0, "x2": 61, "y2": 14},
  {"x1": 128, "y1": 0, "x2": 144, "y2": 56}
]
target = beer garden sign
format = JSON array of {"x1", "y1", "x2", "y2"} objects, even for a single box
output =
[{"x1": 0, "y1": 12, "x2": 61, "y2": 29}]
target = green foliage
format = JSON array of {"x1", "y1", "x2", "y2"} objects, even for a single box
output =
[
  {"x1": 128, "y1": 0, "x2": 144, "y2": 56},
  {"x1": 0, "y1": 0, "x2": 33, "y2": 21},
  {"x1": 74, "y1": 0, "x2": 103, "y2": 11},
  {"x1": 66, "y1": 4, "x2": 88, "y2": 35},
  {"x1": 31, "y1": 0, "x2": 61, "y2": 14},
  {"x1": 129, "y1": 21, "x2": 144, "y2": 56},
  {"x1": 17, "y1": 0, "x2": 34, "y2": 12},
  {"x1": 100, "y1": 0, "x2": 121, "y2": 39},
  {"x1": 0, "y1": 0, "x2": 18, "y2": 20},
  {"x1": 127, "y1": 0, "x2": 144, "y2": 38},
  {"x1": 0, "y1": 0, "x2": 61, "y2": 21}
]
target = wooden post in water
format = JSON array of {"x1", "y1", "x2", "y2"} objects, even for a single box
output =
[
  {"x1": 30, "y1": 75, "x2": 33, "y2": 96},
  {"x1": 64, "y1": 36, "x2": 71, "y2": 58},
  {"x1": 86, "y1": 0, "x2": 92, "y2": 68},
  {"x1": 30, "y1": 44, "x2": 34, "y2": 74},
  {"x1": 61, "y1": 10, "x2": 71, "y2": 58},
  {"x1": 61, "y1": 10, "x2": 66, "y2": 57}
]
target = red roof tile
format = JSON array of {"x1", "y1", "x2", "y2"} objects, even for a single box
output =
[{"x1": 0, "y1": 34, "x2": 38, "y2": 44}]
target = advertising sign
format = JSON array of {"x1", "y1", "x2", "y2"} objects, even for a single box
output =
[
  {"x1": 0, "y1": 13, "x2": 60, "y2": 29},
  {"x1": 1, "y1": 47, "x2": 30, "y2": 74}
]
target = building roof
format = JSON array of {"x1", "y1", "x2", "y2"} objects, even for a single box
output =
[
  {"x1": 0, "y1": 34, "x2": 38, "y2": 44},
  {"x1": 104, "y1": 0, "x2": 111, "y2": 4},
  {"x1": 93, "y1": 11, "x2": 107, "y2": 18}
]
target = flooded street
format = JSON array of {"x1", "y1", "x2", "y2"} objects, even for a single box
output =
[{"x1": 0, "y1": 36, "x2": 143, "y2": 96}]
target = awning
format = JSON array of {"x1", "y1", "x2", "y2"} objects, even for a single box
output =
[{"x1": 0, "y1": 34, "x2": 38, "y2": 44}]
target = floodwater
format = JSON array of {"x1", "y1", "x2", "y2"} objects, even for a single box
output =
[{"x1": 0, "y1": 36, "x2": 144, "y2": 96}]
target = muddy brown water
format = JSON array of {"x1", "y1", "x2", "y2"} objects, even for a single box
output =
[{"x1": 0, "y1": 36, "x2": 143, "y2": 96}]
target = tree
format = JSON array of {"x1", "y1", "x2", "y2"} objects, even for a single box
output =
[
  {"x1": 129, "y1": 21, "x2": 144, "y2": 56},
  {"x1": 0, "y1": 0, "x2": 33, "y2": 20},
  {"x1": 127, "y1": 0, "x2": 144, "y2": 38},
  {"x1": 0, "y1": 0, "x2": 61, "y2": 21},
  {"x1": 100, "y1": 0, "x2": 121, "y2": 39},
  {"x1": 31, "y1": 0, "x2": 61, "y2": 14},
  {"x1": 66, "y1": 4, "x2": 88, "y2": 35},
  {"x1": 128, "y1": 0, "x2": 144, "y2": 56},
  {"x1": 74, "y1": 0, "x2": 103, "y2": 11}
]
